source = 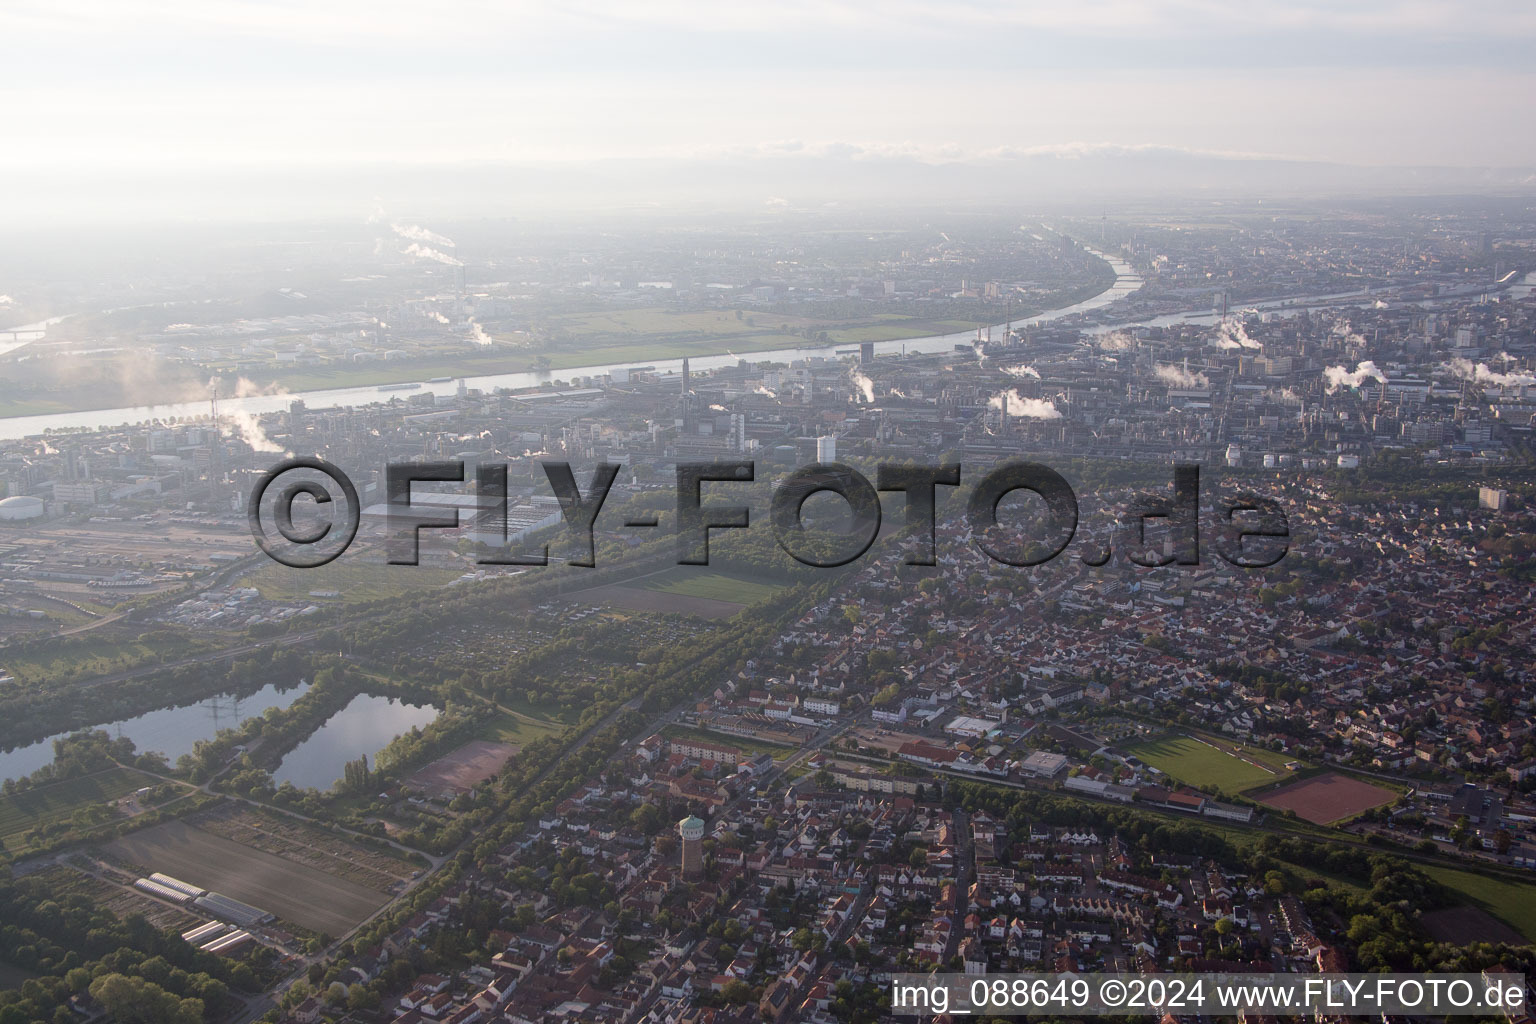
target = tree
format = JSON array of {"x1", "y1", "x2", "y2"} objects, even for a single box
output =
[
  {"x1": 88, "y1": 974, "x2": 202, "y2": 1024},
  {"x1": 348, "y1": 984, "x2": 380, "y2": 1011}
]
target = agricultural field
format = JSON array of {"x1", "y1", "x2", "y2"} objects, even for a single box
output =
[
  {"x1": 0, "y1": 767, "x2": 157, "y2": 852},
  {"x1": 1124, "y1": 734, "x2": 1283, "y2": 794},
  {"x1": 30, "y1": 864, "x2": 201, "y2": 932},
  {"x1": 1256, "y1": 771, "x2": 1397, "y2": 824},
  {"x1": 189, "y1": 805, "x2": 416, "y2": 892},
  {"x1": 1424, "y1": 865, "x2": 1536, "y2": 943},
  {"x1": 1421, "y1": 906, "x2": 1527, "y2": 946},
  {"x1": 584, "y1": 568, "x2": 787, "y2": 620},
  {"x1": 105, "y1": 819, "x2": 393, "y2": 936},
  {"x1": 238, "y1": 559, "x2": 461, "y2": 605},
  {"x1": 638, "y1": 569, "x2": 785, "y2": 607},
  {"x1": 579, "y1": 583, "x2": 744, "y2": 620},
  {"x1": 822, "y1": 318, "x2": 979, "y2": 344}
]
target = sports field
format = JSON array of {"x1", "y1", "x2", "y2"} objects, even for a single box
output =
[
  {"x1": 240, "y1": 560, "x2": 461, "y2": 605},
  {"x1": 1125, "y1": 734, "x2": 1281, "y2": 793},
  {"x1": 404, "y1": 739, "x2": 519, "y2": 797},
  {"x1": 1257, "y1": 771, "x2": 1396, "y2": 824},
  {"x1": 106, "y1": 820, "x2": 390, "y2": 936},
  {"x1": 638, "y1": 570, "x2": 784, "y2": 606}
]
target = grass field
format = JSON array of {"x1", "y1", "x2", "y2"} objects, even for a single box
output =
[
  {"x1": 1125, "y1": 734, "x2": 1282, "y2": 794},
  {"x1": 106, "y1": 820, "x2": 390, "y2": 936},
  {"x1": 496, "y1": 692, "x2": 581, "y2": 727},
  {"x1": 478, "y1": 709, "x2": 567, "y2": 746},
  {"x1": 661, "y1": 724, "x2": 798, "y2": 762},
  {"x1": 240, "y1": 560, "x2": 461, "y2": 605},
  {"x1": 1424, "y1": 865, "x2": 1536, "y2": 942},
  {"x1": 1189, "y1": 732, "x2": 1299, "y2": 772},
  {"x1": 2, "y1": 635, "x2": 208, "y2": 686},
  {"x1": 0, "y1": 767, "x2": 155, "y2": 851},
  {"x1": 638, "y1": 569, "x2": 785, "y2": 606}
]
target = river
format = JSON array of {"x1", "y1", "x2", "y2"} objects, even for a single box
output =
[
  {"x1": 3, "y1": 265, "x2": 1531, "y2": 442},
  {"x1": 0, "y1": 252, "x2": 1143, "y2": 440}
]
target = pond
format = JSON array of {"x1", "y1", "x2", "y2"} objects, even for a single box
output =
[
  {"x1": 271, "y1": 694, "x2": 439, "y2": 791},
  {"x1": 0, "y1": 679, "x2": 312, "y2": 784}
]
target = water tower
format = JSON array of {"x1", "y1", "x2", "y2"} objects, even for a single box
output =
[{"x1": 678, "y1": 814, "x2": 705, "y2": 879}]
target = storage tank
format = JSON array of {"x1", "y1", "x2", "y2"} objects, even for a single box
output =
[{"x1": 0, "y1": 496, "x2": 45, "y2": 521}]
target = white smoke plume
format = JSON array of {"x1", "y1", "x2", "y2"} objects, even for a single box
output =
[
  {"x1": 848, "y1": 367, "x2": 875, "y2": 403},
  {"x1": 392, "y1": 223, "x2": 456, "y2": 248},
  {"x1": 1445, "y1": 357, "x2": 1536, "y2": 388},
  {"x1": 469, "y1": 320, "x2": 492, "y2": 345},
  {"x1": 1324, "y1": 360, "x2": 1388, "y2": 393},
  {"x1": 1003, "y1": 364, "x2": 1040, "y2": 379},
  {"x1": 753, "y1": 385, "x2": 777, "y2": 398},
  {"x1": 232, "y1": 376, "x2": 287, "y2": 399},
  {"x1": 403, "y1": 243, "x2": 463, "y2": 267},
  {"x1": 1214, "y1": 320, "x2": 1261, "y2": 350},
  {"x1": 709, "y1": 403, "x2": 728, "y2": 412},
  {"x1": 988, "y1": 389, "x2": 1062, "y2": 419},
  {"x1": 1155, "y1": 364, "x2": 1209, "y2": 389},
  {"x1": 207, "y1": 376, "x2": 289, "y2": 453},
  {"x1": 228, "y1": 409, "x2": 285, "y2": 454},
  {"x1": 888, "y1": 387, "x2": 907, "y2": 398},
  {"x1": 1096, "y1": 331, "x2": 1135, "y2": 352}
]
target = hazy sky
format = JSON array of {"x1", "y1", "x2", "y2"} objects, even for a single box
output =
[
  {"x1": 5, "y1": 0, "x2": 1534, "y2": 169},
  {"x1": 2, "y1": 0, "x2": 1534, "y2": 226}
]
